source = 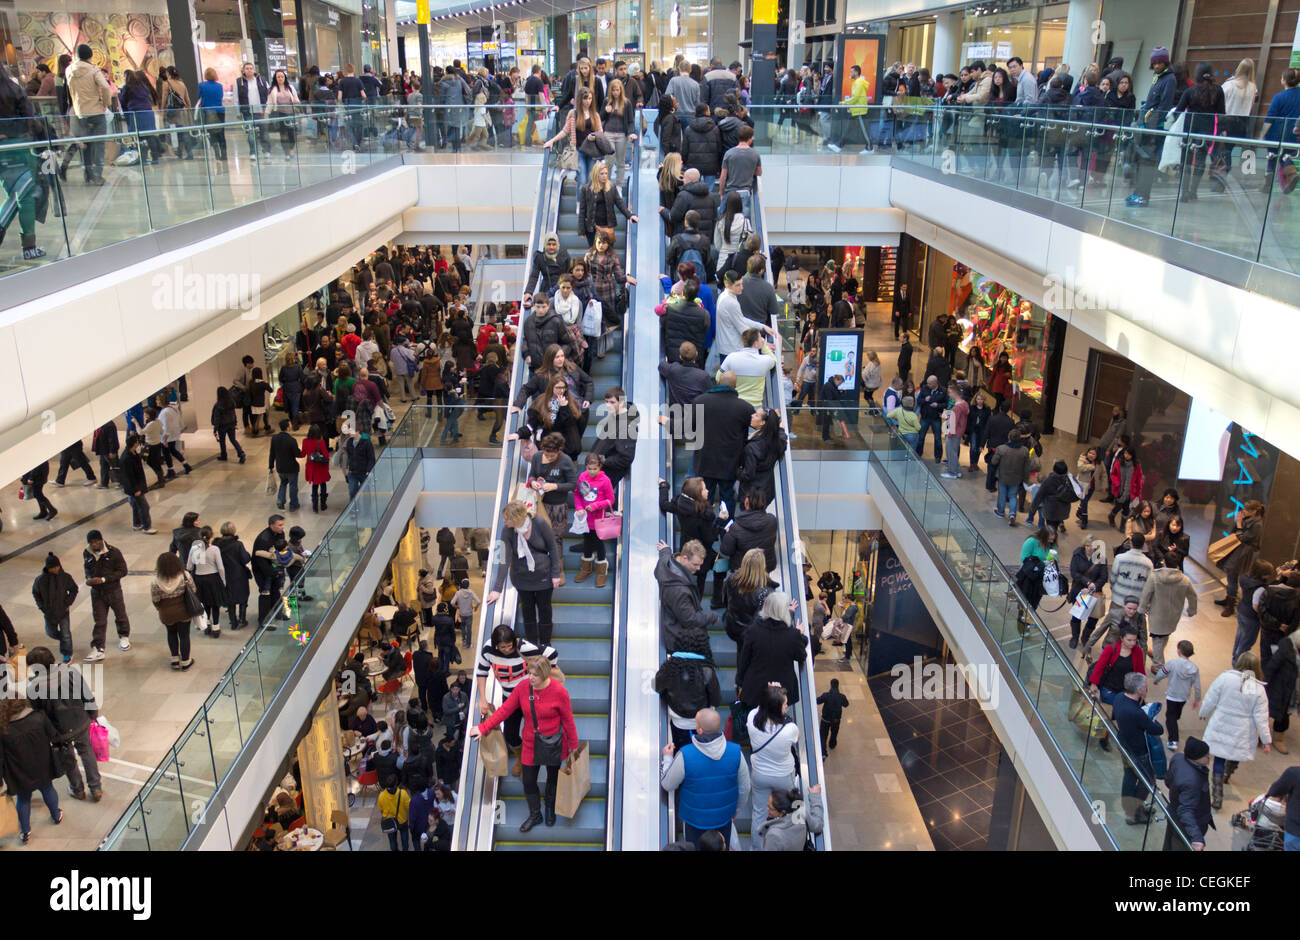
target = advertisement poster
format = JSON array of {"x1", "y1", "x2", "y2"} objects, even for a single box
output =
[
  {"x1": 817, "y1": 329, "x2": 863, "y2": 394},
  {"x1": 1211, "y1": 424, "x2": 1279, "y2": 541},
  {"x1": 839, "y1": 35, "x2": 883, "y2": 103},
  {"x1": 867, "y1": 539, "x2": 943, "y2": 678}
]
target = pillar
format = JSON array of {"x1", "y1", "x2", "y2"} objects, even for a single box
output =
[
  {"x1": 930, "y1": 10, "x2": 963, "y2": 77},
  {"x1": 295, "y1": 687, "x2": 349, "y2": 835},
  {"x1": 166, "y1": 0, "x2": 202, "y2": 91},
  {"x1": 751, "y1": 0, "x2": 778, "y2": 107},
  {"x1": 418, "y1": 24, "x2": 434, "y2": 145},
  {"x1": 1061, "y1": 0, "x2": 1103, "y2": 75},
  {"x1": 391, "y1": 521, "x2": 422, "y2": 606}
]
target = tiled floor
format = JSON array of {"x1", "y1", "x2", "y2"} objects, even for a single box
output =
[{"x1": 868, "y1": 672, "x2": 1003, "y2": 851}]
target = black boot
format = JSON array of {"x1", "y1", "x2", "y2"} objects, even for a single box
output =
[
  {"x1": 311, "y1": 493, "x2": 319, "y2": 513},
  {"x1": 520, "y1": 797, "x2": 543, "y2": 833},
  {"x1": 710, "y1": 571, "x2": 727, "y2": 609},
  {"x1": 544, "y1": 799, "x2": 557, "y2": 827}
]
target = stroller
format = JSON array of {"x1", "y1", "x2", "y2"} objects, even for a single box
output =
[{"x1": 1231, "y1": 794, "x2": 1287, "y2": 851}]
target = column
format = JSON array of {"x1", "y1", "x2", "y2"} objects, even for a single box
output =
[
  {"x1": 296, "y1": 687, "x2": 349, "y2": 835},
  {"x1": 166, "y1": 0, "x2": 202, "y2": 91},
  {"x1": 391, "y1": 521, "x2": 423, "y2": 606},
  {"x1": 1061, "y1": 0, "x2": 1103, "y2": 75},
  {"x1": 930, "y1": 10, "x2": 963, "y2": 77},
  {"x1": 751, "y1": 0, "x2": 779, "y2": 107}
]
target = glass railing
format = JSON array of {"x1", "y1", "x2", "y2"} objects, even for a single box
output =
[
  {"x1": 727, "y1": 103, "x2": 1300, "y2": 276},
  {"x1": 98, "y1": 403, "x2": 499, "y2": 850},
  {"x1": 0, "y1": 103, "x2": 541, "y2": 280},
  {"x1": 784, "y1": 404, "x2": 1190, "y2": 850}
]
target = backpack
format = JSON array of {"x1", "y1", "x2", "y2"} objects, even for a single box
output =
[
  {"x1": 229, "y1": 383, "x2": 247, "y2": 408},
  {"x1": 679, "y1": 245, "x2": 705, "y2": 271},
  {"x1": 664, "y1": 657, "x2": 712, "y2": 717}
]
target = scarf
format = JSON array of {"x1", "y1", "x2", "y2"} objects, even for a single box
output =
[
  {"x1": 543, "y1": 234, "x2": 560, "y2": 261},
  {"x1": 515, "y1": 520, "x2": 536, "y2": 572}
]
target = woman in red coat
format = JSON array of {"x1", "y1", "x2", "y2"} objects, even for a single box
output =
[
  {"x1": 471, "y1": 657, "x2": 578, "y2": 832},
  {"x1": 299, "y1": 423, "x2": 332, "y2": 513},
  {"x1": 1107, "y1": 445, "x2": 1144, "y2": 530},
  {"x1": 988, "y1": 350, "x2": 1013, "y2": 408}
]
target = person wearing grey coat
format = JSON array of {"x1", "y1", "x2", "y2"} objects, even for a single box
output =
[
  {"x1": 1140, "y1": 566, "x2": 1198, "y2": 671},
  {"x1": 755, "y1": 785, "x2": 824, "y2": 850}
]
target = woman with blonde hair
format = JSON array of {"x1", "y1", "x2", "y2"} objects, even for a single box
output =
[
  {"x1": 602, "y1": 77, "x2": 637, "y2": 189},
  {"x1": 1199, "y1": 652, "x2": 1271, "y2": 808},
  {"x1": 659, "y1": 151, "x2": 684, "y2": 214},
  {"x1": 723, "y1": 547, "x2": 778, "y2": 657},
  {"x1": 578, "y1": 160, "x2": 636, "y2": 248},
  {"x1": 1220, "y1": 58, "x2": 1257, "y2": 176}
]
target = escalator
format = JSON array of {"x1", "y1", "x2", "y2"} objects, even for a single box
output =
[
  {"x1": 657, "y1": 179, "x2": 829, "y2": 849},
  {"x1": 455, "y1": 150, "x2": 638, "y2": 851}
]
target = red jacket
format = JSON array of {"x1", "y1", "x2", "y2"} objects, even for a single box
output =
[
  {"x1": 1108, "y1": 456, "x2": 1144, "y2": 502},
  {"x1": 1088, "y1": 643, "x2": 1145, "y2": 687},
  {"x1": 341, "y1": 332, "x2": 362, "y2": 361},
  {"x1": 299, "y1": 437, "x2": 331, "y2": 485},
  {"x1": 478, "y1": 679, "x2": 578, "y2": 766}
]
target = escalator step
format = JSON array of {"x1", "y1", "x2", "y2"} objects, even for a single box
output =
[{"x1": 498, "y1": 755, "x2": 608, "y2": 798}]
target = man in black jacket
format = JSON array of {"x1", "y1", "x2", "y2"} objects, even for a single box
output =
[
  {"x1": 520, "y1": 294, "x2": 573, "y2": 370},
  {"x1": 892, "y1": 284, "x2": 911, "y2": 339},
  {"x1": 720, "y1": 486, "x2": 779, "y2": 573},
  {"x1": 654, "y1": 540, "x2": 718, "y2": 651},
  {"x1": 33, "y1": 553, "x2": 78, "y2": 662},
  {"x1": 1165, "y1": 737, "x2": 1213, "y2": 850},
  {"x1": 235, "y1": 62, "x2": 272, "y2": 160},
  {"x1": 119, "y1": 435, "x2": 155, "y2": 535},
  {"x1": 817, "y1": 678, "x2": 850, "y2": 752},
  {"x1": 680, "y1": 103, "x2": 724, "y2": 187},
  {"x1": 699, "y1": 59, "x2": 740, "y2": 113},
  {"x1": 252, "y1": 514, "x2": 288, "y2": 627},
  {"x1": 592, "y1": 388, "x2": 638, "y2": 490},
  {"x1": 412, "y1": 640, "x2": 437, "y2": 714},
  {"x1": 83, "y1": 529, "x2": 131, "y2": 662},
  {"x1": 666, "y1": 211, "x2": 715, "y2": 276},
  {"x1": 660, "y1": 278, "x2": 711, "y2": 360},
  {"x1": 1113, "y1": 671, "x2": 1163, "y2": 825},
  {"x1": 661, "y1": 342, "x2": 715, "y2": 400},
  {"x1": 91, "y1": 419, "x2": 120, "y2": 489},
  {"x1": 983, "y1": 400, "x2": 1015, "y2": 491},
  {"x1": 27, "y1": 645, "x2": 101, "y2": 800},
  {"x1": 268, "y1": 419, "x2": 301, "y2": 511},
  {"x1": 691, "y1": 372, "x2": 754, "y2": 519},
  {"x1": 666, "y1": 168, "x2": 719, "y2": 235}
]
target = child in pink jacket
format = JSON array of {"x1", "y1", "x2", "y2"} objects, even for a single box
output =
[{"x1": 574, "y1": 452, "x2": 615, "y2": 587}]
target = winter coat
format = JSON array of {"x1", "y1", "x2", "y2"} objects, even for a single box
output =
[
  {"x1": 214, "y1": 535, "x2": 252, "y2": 606},
  {"x1": 1109, "y1": 455, "x2": 1144, "y2": 502},
  {"x1": 491, "y1": 517, "x2": 562, "y2": 594},
  {"x1": 1220, "y1": 513, "x2": 1263, "y2": 583},
  {"x1": 521, "y1": 310, "x2": 574, "y2": 367},
  {"x1": 659, "y1": 484, "x2": 720, "y2": 550},
  {"x1": 681, "y1": 115, "x2": 723, "y2": 177},
  {"x1": 655, "y1": 546, "x2": 716, "y2": 651},
  {"x1": 1028, "y1": 470, "x2": 1077, "y2": 524},
  {"x1": 32, "y1": 570, "x2": 78, "y2": 622},
  {"x1": 300, "y1": 437, "x2": 331, "y2": 485},
  {"x1": 756, "y1": 796, "x2": 824, "y2": 851},
  {"x1": 723, "y1": 575, "x2": 776, "y2": 644},
  {"x1": 1109, "y1": 548, "x2": 1154, "y2": 610},
  {"x1": 660, "y1": 297, "x2": 711, "y2": 360},
  {"x1": 720, "y1": 508, "x2": 779, "y2": 573},
  {"x1": 737, "y1": 431, "x2": 786, "y2": 497},
  {"x1": 691, "y1": 386, "x2": 754, "y2": 480},
  {"x1": 700, "y1": 68, "x2": 739, "y2": 112},
  {"x1": 1139, "y1": 567, "x2": 1197, "y2": 637},
  {"x1": 578, "y1": 183, "x2": 632, "y2": 239},
  {"x1": 736, "y1": 616, "x2": 808, "y2": 706},
  {"x1": 990, "y1": 440, "x2": 1038, "y2": 487},
  {"x1": 527, "y1": 248, "x2": 572, "y2": 297},
  {"x1": 1165, "y1": 753, "x2": 1214, "y2": 845},
  {"x1": 1263, "y1": 634, "x2": 1299, "y2": 721},
  {"x1": 0, "y1": 709, "x2": 62, "y2": 794},
  {"x1": 667, "y1": 180, "x2": 719, "y2": 234},
  {"x1": 1199, "y1": 669, "x2": 1271, "y2": 761}
]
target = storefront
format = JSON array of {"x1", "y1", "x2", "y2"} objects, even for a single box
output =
[
  {"x1": 300, "y1": 0, "x2": 361, "y2": 75},
  {"x1": 915, "y1": 248, "x2": 1061, "y2": 429},
  {"x1": 3, "y1": 0, "x2": 174, "y2": 85}
]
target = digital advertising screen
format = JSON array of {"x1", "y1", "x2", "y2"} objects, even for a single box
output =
[
  {"x1": 1177, "y1": 398, "x2": 1233, "y2": 482},
  {"x1": 839, "y1": 35, "x2": 884, "y2": 103},
  {"x1": 817, "y1": 329, "x2": 864, "y2": 394}
]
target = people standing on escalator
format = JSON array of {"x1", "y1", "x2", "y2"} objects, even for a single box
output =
[
  {"x1": 724, "y1": 548, "x2": 777, "y2": 657},
  {"x1": 472, "y1": 656, "x2": 577, "y2": 832},
  {"x1": 655, "y1": 632, "x2": 722, "y2": 751},
  {"x1": 681, "y1": 103, "x2": 723, "y2": 190},
  {"x1": 579, "y1": 162, "x2": 636, "y2": 249},
  {"x1": 745, "y1": 683, "x2": 801, "y2": 850},
  {"x1": 659, "y1": 705, "x2": 748, "y2": 847}
]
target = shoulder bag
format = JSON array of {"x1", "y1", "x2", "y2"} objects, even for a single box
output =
[
  {"x1": 182, "y1": 573, "x2": 204, "y2": 618},
  {"x1": 529, "y1": 685, "x2": 563, "y2": 766}
]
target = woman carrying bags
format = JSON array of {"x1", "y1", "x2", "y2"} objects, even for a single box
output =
[
  {"x1": 573, "y1": 452, "x2": 615, "y2": 588},
  {"x1": 471, "y1": 656, "x2": 578, "y2": 832},
  {"x1": 486, "y1": 500, "x2": 563, "y2": 647}
]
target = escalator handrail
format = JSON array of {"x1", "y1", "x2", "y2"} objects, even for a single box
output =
[
  {"x1": 453, "y1": 151, "x2": 561, "y2": 851},
  {"x1": 754, "y1": 177, "x2": 831, "y2": 849},
  {"x1": 605, "y1": 140, "x2": 640, "y2": 849}
]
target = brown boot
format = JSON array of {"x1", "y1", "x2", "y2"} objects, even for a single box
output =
[
  {"x1": 1274, "y1": 734, "x2": 1289, "y2": 755},
  {"x1": 574, "y1": 556, "x2": 594, "y2": 583},
  {"x1": 595, "y1": 560, "x2": 608, "y2": 588},
  {"x1": 510, "y1": 746, "x2": 522, "y2": 777}
]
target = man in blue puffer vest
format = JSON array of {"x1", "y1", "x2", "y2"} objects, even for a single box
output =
[{"x1": 660, "y1": 707, "x2": 750, "y2": 847}]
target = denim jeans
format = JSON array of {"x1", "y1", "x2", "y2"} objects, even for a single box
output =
[
  {"x1": 440, "y1": 411, "x2": 460, "y2": 442},
  {"x1": 347, "y1": 472, "x2": 365, "y2": 499},
  {"x1": 944, "y1": 436, "x2": 962, "y2": 474},
  {"x1": 916, "y1": 416, "x2": 943, "y2": 459},
  {"x1": 15, "y1": 782, "x2": 60, "y2": 835},
  {"x1": 900, "y1": 432, "x2": 919, "y2": 451},
  {"x1": 216, "y1": 426, "x2": 244, "y2": 459},
  {"x1": 128, "y1": 492, "x2": 152, "y2": 529},
  {"x1": 703, "y1": 476, "x2": 737, "y2": 521},
  {"x1": 1286, "y1": 832, "x2": 1300, "y2": 852},
  {"x1": 386, "y1": 823, "x2": 410, "y2": 851},
  {"x1": 996, "y1": 482, "x2": 1017, "y2": 517},
  {"x1": 1232, "y1": 612, "x2": 1259, "y2": 665},
  {"x1": 70, "y1": 113, "x2": 107, "y2": 181},
  {"x1": 277, "y1": 473, "x2": 300, "y2": 509},
  {"x1": 578, "y1": 149, "x2": 596, "y2": 186},
  {"x1": 43, "y1": 614, "x2": 73, "y2": 658}
]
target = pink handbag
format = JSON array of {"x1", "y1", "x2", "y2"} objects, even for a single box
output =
[{"x1": 592, "y1": 512, "x2": 622, "y2": 540}]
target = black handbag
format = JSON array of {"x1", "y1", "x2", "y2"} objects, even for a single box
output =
[
  {"x1": 182, "y1": 575, "x2": 204, "y2": 617},
  {"x1": 529, "y1": 685, "x2": 563, "y2": 766}
]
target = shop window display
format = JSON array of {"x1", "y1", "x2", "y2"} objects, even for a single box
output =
[{"x1": 949, "y1": 262, "x2": 1048, "y2": 411}]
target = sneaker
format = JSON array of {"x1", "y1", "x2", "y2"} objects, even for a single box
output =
[
  {"x1": 142, "y1": 528, "x2": 158, "y2": 535},
  {"x1": 83, "y1": 479, "x2": 97, "y2": 486},
  {"x1": 993, "y1": 509, "x2": 1005, "y2": 518},
  {"x1": 62, "y1": 655, "x2": 71, "y2": 664},
  {"x1": 83, "y1": 649, "x2": 105, "y2": 663},
  {"x1": 69, "y1": 790, "x2": 86, "y2": 800},
  {"x1": 119, "y1": 637, "x2": 131, "y2": 651},
  {"x1": 940, "y1": 471, "x2": 961, "y2": 479},
  {"x1": 1008, "y1": 516, "x2": 1018, "y2": 527},
  {"x1": 1167, "y1": 740, "x2": 1178, "y2": 751},
  {"x1": 859, "y1": 147, "x2": 874, "y2": 155},
  {"x1": 826, "y1": 142, "x2": 842, "y2": 153},
  {"x1": 132, "y1": 525, "x2": 143, "y2": 531}
]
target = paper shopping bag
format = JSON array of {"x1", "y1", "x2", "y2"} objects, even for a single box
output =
[
  {"x1": 480, "y1": 728, "x2": 509, "y2": 779},
  {"x1": 555, "y1": 740, "x2": 590, "y2": 819},
  {"x1": 0, "y1": 795, "x2": 17, "y2": 840},
  {"x1": 1207, "y1": 534, "x2": 1241, "y2": 568}
]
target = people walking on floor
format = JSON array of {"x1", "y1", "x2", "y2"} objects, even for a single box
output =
[
  {"x1": 32, "y1": 554, "x2": 77, "y2": 663},
  {"x1": 0, "y1": 698, "x2": 65, "y2": 844},
  {"x1": 1199, "y1": 653, "x2": 1272, "y2": 809},
  {"x1": 82, "y1": 530, "x2": 131, "y2": 662},
  {"x1": 186, "y1": 525, "x2": 227, "y2": 637},
  {"x1": 816, "y1": 678, "x2": 850, "y2": 753},
  {"x1": 25, "y1": 646, "x2": 101, "y2": 803},
  {"x1": 150, "y1": 551, "x2": 196, "y2": 671}
]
